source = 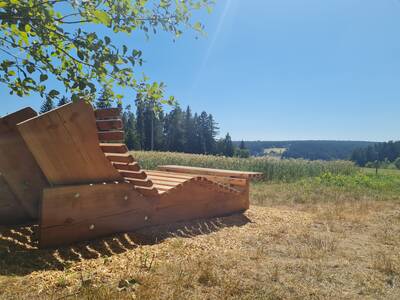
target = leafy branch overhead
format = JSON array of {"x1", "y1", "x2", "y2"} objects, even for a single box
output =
[{"x1": 0, "y1": 0, "x2": 213, "y2": 104}]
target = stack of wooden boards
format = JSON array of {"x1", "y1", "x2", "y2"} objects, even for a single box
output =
[{"x1": 0, "y1": 101, "x2": 262, "y2": 248}]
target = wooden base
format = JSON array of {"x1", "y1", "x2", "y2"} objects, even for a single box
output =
[{"x1": 39, "y1": 181, "x2": 249, "y2": 248}]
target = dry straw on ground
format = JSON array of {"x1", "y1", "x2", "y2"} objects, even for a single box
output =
[{"x1": 1, "y1": 180, "x2": 400, "y2": 299}]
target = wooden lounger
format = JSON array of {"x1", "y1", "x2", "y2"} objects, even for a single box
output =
[{"x1": 0, "y1": 101, "x2": 262, "y2": 247}]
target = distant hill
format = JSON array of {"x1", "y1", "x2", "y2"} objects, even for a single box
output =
[{"x1": 233, "y1": 140, "x2": 377, "y2": 161}]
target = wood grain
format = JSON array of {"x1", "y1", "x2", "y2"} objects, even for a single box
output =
[
  {"x1": 0, "y1": 175, "x2": 30, "y2": 225},
  {"x1": 40, "y1": 183, "x2": 153, "y2": 247},
  {"x1": 0, "y1": 107, "x2": 48, "y2": 219},
  {"x1": 98, "y1": 131, "x2": 124, "y2": 142},
  {"x1": 96, "y1": 119, "x2": 123, "y2": 131},
  {"x1": 18, "y1": 101, "x2": 123, "y2": 185}
]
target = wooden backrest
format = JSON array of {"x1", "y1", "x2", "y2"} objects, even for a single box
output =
[
  {"x1": 0, "y1": 108, "x2": 48, "y2": 219},
  {"x1": 17, "y1": 101, "x2": 123, "y2": 185}
]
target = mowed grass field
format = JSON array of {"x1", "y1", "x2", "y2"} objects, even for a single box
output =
[{"x1": 1, "y1": 153, "x2": 400, "y2": 299}]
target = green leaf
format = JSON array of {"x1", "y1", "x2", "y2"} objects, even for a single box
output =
[
  {"x1": 93, "y1": 10, "x2": 111, "y2": 26},
  {"x1": 40, "y1": 74, "x2": 48, "y2": 82},
  {"x1": 48, "y1": 90, "x2": 60, "y2": 98}
]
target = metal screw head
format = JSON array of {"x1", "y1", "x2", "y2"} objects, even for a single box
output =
[
  {"x1": 124, "y1": 195, "x2": 129, "y2": 201},
  {"x1": 89, "y1": 224, "x2": 95, "y2": 230},
  {"x1": 74, "y1": 193, "x2": 80, "y2": 198},
  {"x1": 144, "y1": 216, "x2": 149, "y2": 221}
]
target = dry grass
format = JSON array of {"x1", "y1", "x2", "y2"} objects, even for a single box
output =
[{"x1": 1, "y1": 179, "x2": 400, "y2": 299}]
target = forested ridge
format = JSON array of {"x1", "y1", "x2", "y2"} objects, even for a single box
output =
[
  {"x1": 236, "y1": 140, "x2": 375, "y2": 160},
  {"x1": 351, "y1": 141, "x2": 400, "y2": 167}
]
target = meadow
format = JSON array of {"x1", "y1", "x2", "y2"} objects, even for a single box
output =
[
  {"x1": 0, "y1": 153, "x2": 399, "y2": 299},
  {"x1": 132, "y1": 151, "x2": 356, "y2": 181}
]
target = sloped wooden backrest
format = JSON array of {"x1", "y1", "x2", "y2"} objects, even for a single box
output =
[
  {"x1": 17, "y1": 101, "x2": 123, "y2": 185},
  {"x1": 0, "y1": 108, "x2": 48, "y2": 219}
]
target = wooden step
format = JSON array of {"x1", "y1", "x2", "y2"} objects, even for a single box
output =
[
  {"x1": 146, "y1": 175, "x2": 187, "y2": 183},
  {"x1": 119, "y1": 170, "x2": 147, "y2": 180},
  {"x1": 150, "y1": 179, "x2": 181, "y2": 187},
  {"x1": 125, "y1": 177, "x2": 153, "y2": 188},
  {"x1": 153, "y1": 184, "x2": 175, "y2": 191},
  {"x1": 95, "y1": 108, "x2": 121, "y2": 119},
  {"x1": 113, "y1": 162, "x2": 141, "y2": 172},
  {"x1": 98, "y1": 131, "x2": 124, "y2": 142},
  {"x1": 105, "y1": 153, "x2": 134, "y2": 164},
  {"x1": 133, "y1": 186, "x2": 159, "y2": 196},
  {"x1": 145, "y1": 170, "x2": 195, "y2": 180},
  {"x1": 99, "y1": 143, "x2": 128, "y2": 154},
  {"x1": 96, "y1": 119, "x2": 123, "y2": 131}
]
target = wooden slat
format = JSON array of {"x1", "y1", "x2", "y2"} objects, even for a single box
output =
[
  {"x1": 145, "y1": 170, "x2": 195, "y2": 180},
  {"x1": 40, "y1": 183, "x2": 153, "y2": 248},
  {"x1": 119, "y1": 170, "x2": 147, "y2": 180},
  {"x1": 95, "y1": 108, "x2": 121, "y2": 119},
  {"x1": 202, "y1": 175, "x2": 247, "y2": 187},
  {"x1": 0, "y1": 107, "x2": 48, "y2": 218},
  {"x1": 150, "y1": 179, "x2": 182, "y2": 187},
  {"x1": 125, "y1": 177, "x2": 153, "y2": 188},
  {"x1": 105, "y1": 153, "x2": 134, "y2": 164},
  {"x1": 98, "y1": 131, "x2": 124, "y2": 142},
  {"x1": 113, "y1": 162, "x2": 141, "y2": 172},
  {"x1": 99, "y1": 143, "x2": 128, "y2": 154},
  {"x1": 157, "y1": 165, "x2": 263, "y2": 179},
  {"x1": 96, "y1": 119, "x2": 123, "y2": 131},
  {"x1": 17, "y1": 101, "x2": 123, "y2": 185},
  {"x1": 146, "y1": 175, "x2": 187, "y2": 184},
  {"x1": 132, "y1": 186, "x2": 159, "y2": 197},
  {"x1": 153, "y1": 184, "x2": 175, "y2": 191}
]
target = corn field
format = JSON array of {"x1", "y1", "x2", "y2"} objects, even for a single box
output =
[{"x1": 131, "y1": 151, "x2": 357, "y2": 182}]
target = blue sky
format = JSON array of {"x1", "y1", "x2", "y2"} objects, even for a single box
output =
[{"x1": 2, "y1": 0, "x2": 400, "y2": 141}]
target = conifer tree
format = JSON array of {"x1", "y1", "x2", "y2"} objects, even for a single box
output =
[
  {"x1": 40, "y1": 99, "x2": 54, "y2": 114},
  {"x1": 223, "y1": 133, "x2": 235, "y2": 157},
  {"x1": 57, "y1": 96, "x2": 69, "y2": 107},
  {"x1": 96, "y1": 89, "x2": 113, "y2": 109}
]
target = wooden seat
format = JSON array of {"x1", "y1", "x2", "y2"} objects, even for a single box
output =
[{"x1": 0, "y1": 101, "x2": 261, "y2": 247}]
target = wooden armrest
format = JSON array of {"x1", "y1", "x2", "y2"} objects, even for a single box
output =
[{"x1": 157, "y1": 165, "x2": 263, "y2": 180}]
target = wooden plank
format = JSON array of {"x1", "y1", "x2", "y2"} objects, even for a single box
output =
[
  {"x1": 146, "y1": 175, "x2": 187, "y2": 184},
  {"x1": 95, "y1": 108, "x2": 122, "y2": 119},
  {"x1": 202, "y1": 175, "x2": 247, "y2": 187},
  {"x1": 0, "y1": 107, "x2": 48, "y2": 218},
  {"x1": 98, "y1": 131, "x2": 124, "y2": 142},
  {"x1": 132, "y1": 186, "x2": 159, "y2": 197},
  {"x1": 124, "y1": 177, "x2": 153, "y2": 188},
  {"x1": 153, "y1": 184, "x2": 175, "y2": 191},
  {"x1": 113, "y1": 162, "x2": 141, "y2": 172},
  {"x1": 150, "y1": 179, "x2": 182, "y2": 187},
  {"x1": 0, "y1": 175, "x2": 30, "y2": 225},
  {"x1": 40, "y1": 183, "x2": 153, "y2": 248},
  {"x1": 96, "y1": 119, "x2": 123, "y2": 131},
  {"x1": 99, "y1": 143, "x2": 128, "y2": 153},
  {"x1": 105, "y1": 153, "x2": 134, "y2": 164},
  {"x1": 157, "y1": 165, "x2": 263, "y2": 179},
  {"x1": 18, "y1": 101, "x2": 123, "y2": 185},
  {"x1": 145, "y1": 170, "x2": 195, "y2": 180},
  {"x1": 119, "y1": 170, "x2": 147, "y2": 180},
  {"x1": 152, "y1": 180, "x2": 249, "y2": 227}
]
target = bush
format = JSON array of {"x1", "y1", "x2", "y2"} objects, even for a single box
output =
[{"x1": 395, "y1": 157, "x2": 400, "y2": 170}]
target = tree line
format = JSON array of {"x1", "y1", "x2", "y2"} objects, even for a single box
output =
[
  {"x1": 40, "y1": 97, "x2": 249, "y2": 158},
  {"x1": 351, "y1": 141, "x2": 400, "y2": 168}
]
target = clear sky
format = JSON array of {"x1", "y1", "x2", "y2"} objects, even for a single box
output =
[{"x1": 2, "y1": 0, "x2": 400, "y2": 141}]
